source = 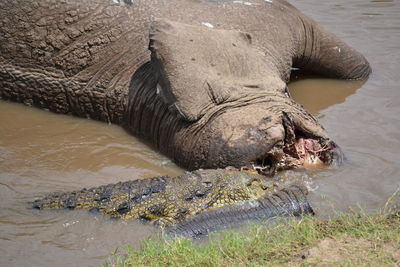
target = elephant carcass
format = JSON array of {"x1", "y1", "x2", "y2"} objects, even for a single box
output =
[{"x1": 0, "y1": 0, "x2": 371, "y2": 171}]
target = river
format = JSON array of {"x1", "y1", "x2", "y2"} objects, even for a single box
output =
[{"x1": 1, "y1": 0, "x2": 399, "y2": 266}]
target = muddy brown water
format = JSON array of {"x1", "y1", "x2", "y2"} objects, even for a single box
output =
[{"x1": 1, "y1": 0, "x2": 399, "y2": 266}]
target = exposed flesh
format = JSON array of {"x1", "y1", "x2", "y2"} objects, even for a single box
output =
[{"x1": 248, "y1": 122, "x2": 332, "y2": 175}]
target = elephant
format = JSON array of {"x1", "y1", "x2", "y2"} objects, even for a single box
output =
[{"x1": 0, "y1": 0, "x2": 371, "y2": 172}]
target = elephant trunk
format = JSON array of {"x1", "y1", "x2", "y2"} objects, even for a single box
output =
[{"x1": 293, "y1": 15, "x2": 371, "y2": 80}]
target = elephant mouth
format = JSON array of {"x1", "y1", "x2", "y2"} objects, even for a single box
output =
[
  {"x1": 249, "y1": 137, "x2": 339, "y2": 176},
  {"x1": 245, "y1": 116, "x2": 343, "y2": 176}
]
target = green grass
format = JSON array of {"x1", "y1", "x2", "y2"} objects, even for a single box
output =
[{"x1": 104, "y1": 193, "x2": 400, "y2": 267}]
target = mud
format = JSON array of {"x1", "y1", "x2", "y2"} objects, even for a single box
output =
[{"x1": 1, "y1": 0, "x2": 400, "y2": 266}]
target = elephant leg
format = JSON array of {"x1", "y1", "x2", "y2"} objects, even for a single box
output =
[
  {"x1": 0, "y1": 0, "x2": 146, "y2": 124},
  {"x1": 0, "y1": 62, "x2": 127, "y2": 123}
]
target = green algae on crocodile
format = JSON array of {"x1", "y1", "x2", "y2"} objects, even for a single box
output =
[{"x1": 33, "y1": 169, "x2": 311, "y2": 226}]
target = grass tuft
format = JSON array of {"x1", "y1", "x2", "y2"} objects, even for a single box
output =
[{"x1": 104, "y1": 191, "x2": 400, "y2": 267}]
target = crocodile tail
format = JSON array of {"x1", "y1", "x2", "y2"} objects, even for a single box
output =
[
  {"x1": 32, "y1": 176, "x2": 169, "y2": 213},
  {"x1": 32, "y1": 187, "x2": 101, "y2": 211},
  {"x1": 170, "y1": 185, "x2": 313, "y2": 238}
]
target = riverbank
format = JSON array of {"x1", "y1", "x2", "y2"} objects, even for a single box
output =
[{"x1": 105, "y1": 200, "x2": 399, "y2": 266}]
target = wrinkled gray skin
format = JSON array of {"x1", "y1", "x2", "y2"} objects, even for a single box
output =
[{"x1": 0, "y1": 0, "x2": 371, "y2": 170}]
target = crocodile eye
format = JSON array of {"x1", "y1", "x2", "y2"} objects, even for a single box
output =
[{"x1": 246, "y1": 178, "x2": 261, "y2": 187}]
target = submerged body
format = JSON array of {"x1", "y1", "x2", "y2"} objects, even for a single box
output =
[
  {"x1": 0, "y1": 0, "x2": 370, "y2": 171},
  {"x1": 33, "y1": 169, "x2": 312, "y2": 227}
]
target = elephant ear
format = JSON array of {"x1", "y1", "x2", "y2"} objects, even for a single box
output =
[{"x1": 149, "y1": 19, "x2": 286, "y2": 122}]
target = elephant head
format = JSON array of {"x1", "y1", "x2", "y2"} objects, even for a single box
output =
[{"x1": 126, "y1": 20, "x2": 359, "y2": 172}]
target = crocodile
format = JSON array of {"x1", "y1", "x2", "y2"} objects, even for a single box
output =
[{"x1": 33, "y1": 169, "x2": 313, "y2": 230}]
